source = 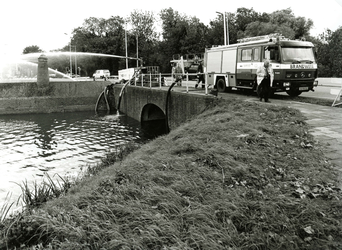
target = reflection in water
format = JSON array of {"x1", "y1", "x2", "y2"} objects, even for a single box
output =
[{"x1": 0, "y1": 111, "x2": 146, "y2": 213}]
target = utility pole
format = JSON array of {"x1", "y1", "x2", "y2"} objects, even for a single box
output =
[
  {"x1": 226, "y1": 12, "x2": 229, "y2": 45},
  {"x1": 216, "y1": 11, "x2": 227, "y2": 45}
]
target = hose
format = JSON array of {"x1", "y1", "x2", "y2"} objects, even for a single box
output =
[
  {"x1": 95, "y1": 86, "x2": 110, "y2": 112},
  {"x1": 165, "y1": 81, "x2": 177, "y2": 133},
  {"x1": 117, "y1": 80, "x2": 131, "y2": 112},
  {"x1": 117, "y1": 70, "x2": 141, "y2": 111}
]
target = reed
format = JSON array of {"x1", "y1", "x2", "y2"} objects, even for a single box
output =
[{"x1": 0, "y1": 193, "x2": 14, "y2": 223}]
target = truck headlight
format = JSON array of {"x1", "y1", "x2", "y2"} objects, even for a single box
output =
[{"x1": 284, "y1": 82, "x2": 290, "y2": 87}]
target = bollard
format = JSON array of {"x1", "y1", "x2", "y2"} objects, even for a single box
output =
[
  {"x1": 205, "y1": 73, "x2": 208, "y2": 95},
  {"x1": 37, "y1": 54, "x2": 49, "y2": 88},
  {"x1": 159, "y1": 73, "x2": 162, "y2": 88}
]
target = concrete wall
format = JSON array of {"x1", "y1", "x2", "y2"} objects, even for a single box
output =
[
  {"x1": 0, "y1": 81, "x2": 109, "y2": 115},
  {"x1": 317, "y1": 78, "x2": 342, "y2": 87},
  {"x1": 113, "y1": 85, "x2": 216, "y2": 130},
  {"x1": 0, "y1": 81, "x2": 216, "y2": 131}
]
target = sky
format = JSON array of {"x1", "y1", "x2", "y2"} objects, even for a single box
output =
[{"x1": 1, "y1": 0, "x2": 342, "y2": 56}]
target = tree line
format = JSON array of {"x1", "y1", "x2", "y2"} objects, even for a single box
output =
[{"x1": 23, "y1": 7, "x2": 342, "y2": 77}]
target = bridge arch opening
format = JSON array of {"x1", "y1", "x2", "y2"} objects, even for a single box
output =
[{"x1": 141, "y1": 104, "x2": 167, "y2": 138}]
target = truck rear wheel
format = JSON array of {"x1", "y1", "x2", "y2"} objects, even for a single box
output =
[
  {"x1": 286, "y1": 89, "x2": 302, "y2": 97},
  {"x1": 216, "y1": 78, "x2": 226, "y2": 92}
]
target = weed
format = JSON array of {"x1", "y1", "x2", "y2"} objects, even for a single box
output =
[{"x1": 15, "y1": 173, "x2": 71, "y2": 210}]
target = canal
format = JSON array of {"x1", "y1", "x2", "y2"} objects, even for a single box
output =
[{"x1": 0, "y1": 110, "x2": 148, "y2": 214}]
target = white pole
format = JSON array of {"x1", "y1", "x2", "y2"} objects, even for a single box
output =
[
  {"x1": 205, "y1": 73, "x2": 208, "y2": 95},
  {"x1": 69, "y1": 44, "x2": 72, "y2": 77},
  {"x1": 223, "y1": 12, "x2": 227, "y2": 45},
  {"x1": 159, "y1": 73, "x2": 162, "y2": 88},
  {"x1": 75, "y1": 45, "x2": 77, "y2": 78},
  {"x1": 216, "y1": 12, "x2": 226, "y2": 45},
  {"x1": 226, "y1": 12, "x2": 229, "y2": 45}
]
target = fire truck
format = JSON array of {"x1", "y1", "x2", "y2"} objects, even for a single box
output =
[
  {"x1": 204, "y1": 34, "x2": 318, "y2": 96},
  {"x1": 171, "y1": 54, "x2": 204, "y2": 81}
]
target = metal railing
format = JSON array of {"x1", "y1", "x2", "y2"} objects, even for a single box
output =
[{"x1": 125, "y1": 72, "x2": 212, "y2": 95}]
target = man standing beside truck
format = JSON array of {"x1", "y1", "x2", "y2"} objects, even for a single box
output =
[
  {"x1": 256, "y1": 59, "x2": 274, "y2": 102},
  {"x1": 172, "y1": 63, "x2": 183, "y2": 86}
]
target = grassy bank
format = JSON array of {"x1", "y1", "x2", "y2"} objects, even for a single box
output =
[{"x1": 1, "y1": 97, "x2": 342, "y2": 249}]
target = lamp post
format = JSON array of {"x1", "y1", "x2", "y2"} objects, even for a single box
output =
[
  {"x1": 226, "y1": 12, "x2": 229, "y2": 45},
  {"x1": 216, "y1": 11, "x2": 227, "y2": 45}
]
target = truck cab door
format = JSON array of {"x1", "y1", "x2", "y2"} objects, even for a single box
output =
[{"x1": 237, "y1": 48, "x2": 253, "y2": 81}]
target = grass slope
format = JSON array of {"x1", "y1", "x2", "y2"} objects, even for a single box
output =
[{"x1": 1, "y1": 97, "x2": 342, "y2": 250}]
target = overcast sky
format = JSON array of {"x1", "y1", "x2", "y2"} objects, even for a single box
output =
[{"x1": 1, "y1": 0, "x2": 341, "y2": 56}]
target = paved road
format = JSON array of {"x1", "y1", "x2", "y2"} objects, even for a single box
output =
[{"x1": 278, "y1": 77, "x2": 342, "y2": 101}]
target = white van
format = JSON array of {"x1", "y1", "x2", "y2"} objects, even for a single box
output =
[{"x1": 93, "y1": 69, "x2": 110, "y2": 81}]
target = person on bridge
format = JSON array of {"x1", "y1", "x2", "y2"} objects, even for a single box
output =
[
  {"x1": 172, "y1": 63, "x2": 183, "y2": 86},
  {"x1": 256, "y1": 59, "x2": 274, "y2": 102}
]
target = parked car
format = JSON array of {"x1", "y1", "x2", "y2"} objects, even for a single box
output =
[{"x1": 93, "y1": 69, "x2": 110, "y2": 81}]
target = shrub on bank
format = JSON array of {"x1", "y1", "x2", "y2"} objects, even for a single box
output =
[{"x1": 1, "y1": 98, "x2": 341, "y2": 249}]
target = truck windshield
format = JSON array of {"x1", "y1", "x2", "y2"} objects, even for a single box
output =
[{"x1": 281, "y1": 47, "x2": 315, "y2": 63}]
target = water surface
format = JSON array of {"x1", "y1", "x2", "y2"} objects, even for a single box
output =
[{"x1": 0, "y1": 111, "x2": 145, "y2": 213}]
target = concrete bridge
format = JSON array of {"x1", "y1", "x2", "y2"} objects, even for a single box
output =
[{"x1": 110, "y1": 84, "x2": 216, "y2": 132}]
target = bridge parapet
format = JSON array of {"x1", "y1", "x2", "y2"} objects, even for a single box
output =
[{"x1": 112, "y1": 85, "x2": 216, "y2": 131}]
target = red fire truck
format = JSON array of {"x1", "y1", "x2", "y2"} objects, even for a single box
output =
[{"x1": 204, "y1": 34, "x2": 318, "y2": 96}]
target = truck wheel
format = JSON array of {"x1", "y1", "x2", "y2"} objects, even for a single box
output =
[
  {"x1": 93, "y1": 77, "x2": 96, "y2": 81},
  {"x1": 216, "y1": 78, "x2": 226, "y2": 92},
  {"x1": 286, "y1": 89, "x2": 302, "y2": 97}
]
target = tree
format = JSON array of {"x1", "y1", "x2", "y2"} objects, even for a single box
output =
[
  {"x1": 158, "y1": 8, "x2": 208, "y2": 72},
  {"x1": 234, "y1": 7, "x2": 261, "y2": 32},
  {"x1": 64, "y1": 16, "x2": 127, "y2": 75},
  {"x1": 269, "y1": 8, "x2": 313, "y2": 39},
  {"x1": 327, "y1": 27, "x2": 342, "y2": 77},
  {"x1": 22, "y1": 45, "x2": 43, "y2": 54},
  {"x1": 159, "y1": 8, "x2": 187, "y2": 56},
  {"x1": 180, "y1": 16, "x2": 208, "y2": 54},
  {"x1": 229, "y1": 8, "x2": 270, "y2": 41},
  {"x1": 208, "y1": 13, "x2": 235, "y2": 45},
  {"x1": 129, "y1": 10, "x2": 158, "y2": 67},
  {"x1": 241, "y1": 8, "x2": 313, "y2": 40}
]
